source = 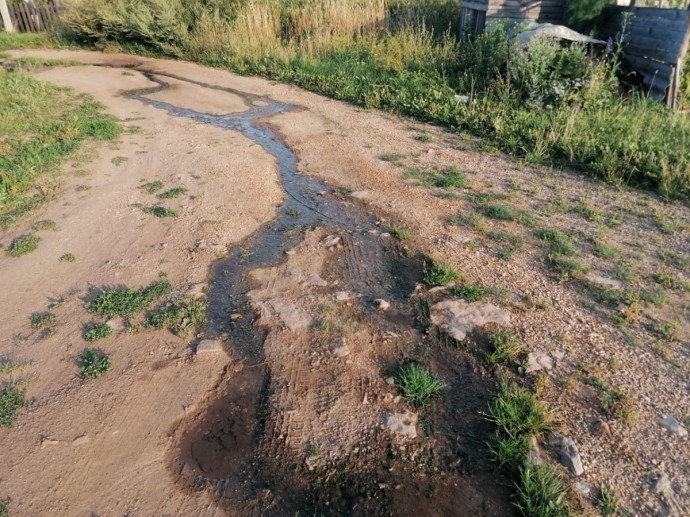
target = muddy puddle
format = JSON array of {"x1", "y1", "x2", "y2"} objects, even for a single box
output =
[{"x1": 120, "y1": 70, "x2": 511, "y2": 516}]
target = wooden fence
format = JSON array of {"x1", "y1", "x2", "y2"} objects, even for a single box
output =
[
  {"x1": 459, "y1": 0, "x2": 567, "y2": 39},
  {"x1": 601, "y1": 6, "x2": 690, "y2": 108},
  {"x1": 1, "y1": 1, "x2": 62, "y2": 33}
]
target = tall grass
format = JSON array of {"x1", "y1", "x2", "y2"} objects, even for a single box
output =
[{"x1": 55, "y1": 0, "x2": 690, "y2": 199}]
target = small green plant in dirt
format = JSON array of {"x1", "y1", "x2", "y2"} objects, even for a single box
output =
[
  {"x1": 547, "y1": 255, "x2": 590, "y2": 281},
  {"x1": 536, "y1": 229, "x2": 576, "y2": 256},
  {"x1": 424, "y1": 262, "x2": 465, "y2": 286},
  {"x1": 380, "y1": 153, "x2": 406, "y2": 162},
  {"x1": 59, "y1": 253, "x2": 76, "y2": 262},
  {"x1": 653, "y1": 268, "x2": 676, "y2": 289},
  {"x1": 0, "y1": 497, "x2": 9, "y2": 517},
  {"x1": 140, "y1": 181, "x2": 163, "y2": 193},
  {"x1": 514, "y1": 464, "x2": 570, "y2": 517},
  {"x1": 111, "y1": 156, "x2": 128, "y2": 166},
  {"x1": 0, "y1": 382, "x2": 25, "y2": 427},
  {"x1": 596, "y1": 484, "x2": 621, "y2": 517},
  {"x1": 30, "y1": 312, "x2": 56, "y2": 330},
  {"x1": 414, "y1": 133, "x2": 432, "y2": 142},
  {"x1": 486, "y1": 330, "x2": 525, "y2": 367},
  {"x1": 449, "y1": 213, "x2": 487, "y2": 233},
  {"x1": 483, "y1": 204, "x2": 533, "y2": 224},
  {"x1": 612, "y1": 262, "x2": 638, "y2": 283},
  {"x1": 83, "y1": 322, "x2": 113, "y2": 343},
  {"x1": 0, "y1": 356, "x2": 24, "y2": 374},
  {"x1": 430, "y1": 167, "x2": 470, "y2": 189},
  {"x1": 6, "y1": 234, "x2": 39, "y2": 257},
  {"x1": 390, "y1": 227, "x2": 411, "y2": 240},
  {"x1": 141, "y1": 205, "x2": 177, "y2": 218},
  {"x1": 488, "y1": 381, "x2": 553, "y2": 441},
  {"x1": 448, "y1": 283, "x2": 506, "y2": 303},
  {"x1": 31, "y1": 219, "x2": 57, "y2": 232},
  {"x1": 585, "y1": 377, "x2": 637, "y2": 421},
  {"x1": 396, "y1": 363, "x2": 446, "y2": 407},
  {"x1": 78, "y1": 348, "x2": 111, "y2": 380},
  {"x1": 466, "y1": 192, "x2": 511, "y2": 205},
  {"x1": 572, "y1": 202, "x2": 601, "y2": 222},
  {"x1": 158, "y1": 187, "x2": 188, "y2": 199},
  {"x1": 76, "y1": 184, "x2": 91, "y2": 191},
  {"x1": 147, "y1": 297, "x2": 207, "y2": 335},
  {"x1": 593, "y1": 239, "x2": 620, "y2": 259},
  {"x1": 88, "y1": 280, "x2": 171, "y2": 318}
]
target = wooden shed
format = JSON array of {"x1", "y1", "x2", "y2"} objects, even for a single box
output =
[{"x1": 459, "y1": 0, "x2": 568, "y2": 37}]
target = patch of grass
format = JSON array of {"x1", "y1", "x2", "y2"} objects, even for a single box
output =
[
  {"x1": 0, "y1": 356, "x2": 23, "y2": 374},
  {"x1": 466, "y1": 192, "x2": 511, "y2": 205},
  {"x1": 536, "y1": 229, "x2": 576, "y2": 256},
  {"x1": 514, "y1": 464, "x2": 570, "y2": 517},
  {"x1": 111, "y1": 156, "x2": 128, "y2": 166},
  {"x1": 380, "y1": 153, "x2": 406, "y2": 162},
  {"x1": 0, "y1": 68, "x2": 119, "y2": 226},
  {"x1": 424, "y1": 262, "x2": 465, "y2": 286},
  {"x1": 483, "y1": 204, "x2": 533, "y2": 224},
  {"x1": 585, "y1": 377, "x2": 637, "y2": 421},
  {"x1": 653, "y1": 268, "x2": 676, "y2": 289},
  {"x1": 141, "y1": 205, "x2": 177, "y2": 218},
  {"x1": 612, "y1": 262, "x2": 638, "y2": 283},
  {"x1": 572, "y1": 202, "x2": 601, "y2": 222},
  {"x1": 88, "y1": 280, "x2": 171, "y2": 318},
  {"x1": 140, "y1": 181, "x2": 163, "y2": 194},
  {"x1": 30, "y1": 312, "x2": 56, "y2": 330},
  {"x1": 6, "y1": 234, "x2": 39, "y2": 257},
  {"x1": 83, "y1": 322, "x2": 113, "y2": 342},
  {"x1": 147, "y1": 297, "x2": 207, "y2": 335},
  {"x1": 430, "y1": 166, "x2": 469, "y2": 189},
  {"x1": 158, "y1": 187, "x2": 188, "y2": 199},
  {"x1": 396, "y1": 363, "x2": 446, "y2": 407},
  {"x1": 31, "y1": 219, "x2": 57, "y2": 232},
  {"x1": 486, "y1": 330, "x2": 525, "y2": 367},
  {"x1": 449, "y1": 213, "x2": 487, "y2": 233},
  {"x1": 593, "y1": 240, "x2": 621, "y2": 259},
  {"x1": 0, "y1": 497, "x2": 9, "y2": 517},
  {"x1": 596, "y1": 485, "x2": 621, "y2": 517},
  {"x1": 547, "y1": 255, "x2": 590, "y2": 281},
  {"x1": 59, "y1": 253, "x2": 76, "y2": 262},
  {"x1": 390, "y1": 227, "x2": 410, "y2": 240},
  {"x1": 0, "y1": 382, "x2": 25, "y2": 428},
  {"x1": 414, "y1": 133, "x2": 432, "y2": 142},
  {"x1": 78, "y1": 349, "x2": 111, "y2": 380},
  {"x1": 497, "y1": 244, "x2": 519, "y2": 261},
  {"x1": 448, "y1": 283, "x2": 506, "y2": 303},
  {"x1": 76, "y1": 184, "x2": 91, "y2": 191},
  {"x1": 488, "y1": 381, "x2": 553, "y2": 438}
]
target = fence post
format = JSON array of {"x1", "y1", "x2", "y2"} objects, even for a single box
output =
[{"x1": 0, "y1": 0, "x2": 15, "y2": 33}]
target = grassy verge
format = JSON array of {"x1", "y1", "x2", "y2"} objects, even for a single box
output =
[{"x1": 0, "y1": 65, "x2": 119, "y2": 227}]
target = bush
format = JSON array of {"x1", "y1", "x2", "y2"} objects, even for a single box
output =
[
  {"x1": 396, "y1": 363, "x2": 446, "y2": 406},
  {"x1": 78, "y1": 349, "x2": 111, "y2": 380}
]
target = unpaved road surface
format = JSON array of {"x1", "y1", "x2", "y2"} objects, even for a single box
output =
[{"x1": 1, "y1": 50, "x2": 689, "y2": 516}]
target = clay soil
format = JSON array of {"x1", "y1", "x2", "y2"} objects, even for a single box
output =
[{"x1": 1, "y1": 50, "x2": 688, "y2": 516}]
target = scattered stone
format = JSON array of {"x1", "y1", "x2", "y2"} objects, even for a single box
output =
[
  {"x1": 379, "y1": 233, "x2": 391, "y2": 239},
  {"x1": 659, "y1": 415, "x2": 688, "y2": 437},
  {"x1": 654, "y1": 473, "x2": 674, "y2": 500},
  {"x1": 106, "y1": 318, "x2": 125, "y2": 332},
  {"x1": 196, "y1": 241, "x2": 225, "y2": 251},
  {"x1": 196, "y1": 339, "x2": 224, "y2": 354},
  {"x1": 590, "y1": 419, "x2": 612, "y2": 438},
  {"x1": 72, "y1": 434, "x2": 91, "y2": 446},
  {"x1": 40, "y1": 438, "x2": 60, "y2": 449},
  {"x1": 268, "y1": 299, "x2": 313, "y2": 331},
  {"x1": 385, "y1": 377, "x2": 395, "y2": 386},
  {"x1": 528, "y1": 436, "x2": 545, "y2": 466},
  {"x1": 185, "y1": 283, "x2": 206, "y2": 299},
  {"x1": 526, "y1": 351, "x2": 554, "y2": 374},
  {"x1": 323, "y1": 235, "x2": 341, "y2": 248},
  {"x1": 304, "y1": 273, "x2": 328, "y2": 287},
  {"x1": 331, "y1": 337, "x2": 350, "y2": 358},
  {"x1": 552, "y1": 434, "x2": 584, "y2": 476},
  {"x1": 382, "y1": 412, "x2": 418, "y2": 439},
  {"x1": 551, "y1": 350, "x2": 566, "y2": 362},
  {"x1": 335, "y1": 291, "x2": 351, "y2": 301},
  {"x1": 574, "y1": 482, "x2": 592, "y2": 496},
  {"x1": 285, "y1": 249, "x2": 297, "y2": 256},
  {"x1": 350, "y1": 190, "x2": 370, "y2": 200},
  {"x1": 430, "y1": 300, "x2": 510, "y2": 341},
  {"x1": 230, "y1": 313, "x2": 242, "y2": 320},
  {"x1": 586, "y1": 274, "x2": 623, "y2": 290},
  {"x1": 305, "y1": 455, "x2": 320, "y2": 471},
  {"x1": 373, "y1": 299, "x2": 391, "y2": 311}
]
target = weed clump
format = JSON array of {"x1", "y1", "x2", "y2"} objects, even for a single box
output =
[
  {"x1": 78, "y1": 349, "x2": 111, "y2": 380},
  {"x1": 0, "y1": 382, "x2": 25, "y2": 427},
  {"x1": 158, "y1": 187, "x2": 188, "y2": 199},
  {"x1": 390, "y1": 227, "x2": 410, "y2": 240},
  {"x1": 30, "y1": 312, "x2": 56, "y2": 330},
  {"x1": 486, "y1": 330, "x2": 525, "y2": 367},
  {"x1": 88, "y1": 280, "x2": 171, "y2": 318},
  {"x1": 83, "y1": 322, "x2": 112, "y2": 342},
  {"x1": 31, "y1": 219, "x2": 57, "y2": 231},
  {"x1": 140, "y1": 181, "x2": 163, "y2": 194},
  {"x1": 59, "y1": 253, "x2": 76, "y2": 262},
  {"x1": 147, "y1": 297, "x2": 207, "y2": 335},
  {"x1": 537, "y1": 229, "x2": 576, "y2": 256},
  {"x1": 396, "y1": 363, "x2": 446, "y2": 407},
  {"x1": 424, "y1": 262, "x2": 464, "y2": 286},
  {"x1": 141, "y1": 205, "x2": 177, "y2": 218},
  {"x1": 6, "y1": 234, "x2": 39, "y2": 257}
]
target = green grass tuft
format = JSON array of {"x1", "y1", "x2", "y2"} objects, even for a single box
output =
[
  {"x1": 380, "y1": 153, "x2": 406, "y2": 162},
  {"x1": 31, "y1": 219, "x2": 58, "y2": 232},
  {"x1": 83, "y1": 322, "x2": 113, "y2": 342},
  {"x1": 88, "y1": 280, "x2": 171, "y2": 318},
  {"x1": 424, "y1": 262, "x2": 465, "y2": 286},
  {"x1": 158, "y1": 187, "x2": 188, "y2": 199},
  {"x1": 30, "y1": 312, "x2": 56, "y2": 330},
  {"x1": 414, "y1": 133, "x2": 432, "y2": 142},
  {"x1": 141, "y1": 205, "x2": 177, "y2": 218},
  {"x1": 59, "y1": 253, "x2": 76, "y2": 262},
  {"x1": 147, "y1": 297, "x2": 207, "y2": 335},
  {"x1": 396, "y1": 363, "x2": 446, "y2": 407},
  {"x1": 536, "y1": 229, "x2": 576, "y2": 256},
  {"x1": 486, "y1": 330, "x2": 525, "y2": 367},
  {"x1": 0, "y1": 382, "x2": 25, "y2": 428},
  {"x1": 6, "y1": 234, "x2": 39, "y2": 257},
  {"x1": 140, "y1": 181, "x2": 163, "y2": 194},
  {"x1": 390, "y1": 227, "x2": 411, "y2": 240},
  {"x1": 78, "y1": 349, "x2": 111, "y2": 380}
]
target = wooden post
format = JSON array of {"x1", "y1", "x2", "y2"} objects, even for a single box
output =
[{"x1": 0, "y1": 0, "x2": 15, "y2": 33}]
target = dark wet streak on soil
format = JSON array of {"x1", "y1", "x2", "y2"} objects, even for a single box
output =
[{"x1": 120, "y1": 70, "x2": 511, "y2": 516}]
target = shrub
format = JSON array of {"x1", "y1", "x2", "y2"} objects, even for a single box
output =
[
  {"x1": 84, "y1": 323, "x2": 113, "y2": 342},
  {"x1": 424, "y1": 262, "x2": 464, "y2": 286},
  {"x1": 6, "y1": 234, "x2": 39, "y2": 257},
  {"x1": 88, "y1": 280, "x2": 171, "y2": 318},
  {"x1": 78, "y1": 349, "x2": 111, "y2": 380},
  {"x1": 0, "y1": 382, "x2": 25, "y2": 427},
  {"x1": 396, "y1": 363, "x2": 446, "y2": 407}
]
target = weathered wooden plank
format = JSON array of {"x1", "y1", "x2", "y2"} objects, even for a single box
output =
[{"x1": 625, "y1": 43, "x2": 680, "y2": 65}]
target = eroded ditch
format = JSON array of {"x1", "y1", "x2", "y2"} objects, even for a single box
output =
[{"x1": 121, "y1": 70, "x2": 511, "y2": 515}]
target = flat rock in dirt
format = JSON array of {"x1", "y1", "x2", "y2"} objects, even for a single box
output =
[
  {"x1": 659, "y1": 415, "x2": 688, "y2": 437},
  {"x1": 430, "y1": 300, "x2": 510, "y2": 341},
  {"x1": 331, "y1": 337, "x2": 350, "y2": 357},
  {"x1": 267, "y1": 299, "x2": 313, "y2": 331},
  {"x1": 196, "y1": 339, "x2": 224, "y2": 354},
  {"x1": 526, "y1": 351, "x2": 554, "y2": 373},
  {"x1": 552, "y1": 434, "x2": 584, "y2": 476},
  {"x1": 586, "y1": 274, "x2": 623, "y2": 290},
  {"x1": 382, "y1": 412, "x2": 417, "y2": 439}
]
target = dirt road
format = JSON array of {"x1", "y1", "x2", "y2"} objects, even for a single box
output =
[{"x1": 1, "y1": 50, "x2": 688, "y2": 516}]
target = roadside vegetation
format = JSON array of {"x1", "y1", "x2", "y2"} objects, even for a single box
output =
[
  {"x1": 0, "y1": 382, "x2": 25, "y2": 428},
  {"x1": 42, "y1": 0, "x2": 690, "y2": 199},
  {"x1": 78, "y1": 348, "x2": 111, "y2": 380},
  {"x1": 0, "y1": 64, "x2": 119, "y2": 227}
]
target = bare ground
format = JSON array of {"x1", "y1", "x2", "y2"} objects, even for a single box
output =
[{"x1": 0, "y1": 49, "x2": 688, "y2": 516}]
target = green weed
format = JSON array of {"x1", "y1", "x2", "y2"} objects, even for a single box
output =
[
  {"x1": 430, "y1": 167, "x2": 469, "y2": 189},
  {"x1": 514, "y1": 464, "x2": 570, "y2": 517},
  {"x1": 448, "y1": 283, "x2": 506, "y2": 303},
  {"x1": 547, "y1": 255, "x2": 590, "y2": 281},
  {"x1": 111, "y1": 156, "x2": 128, "y2": 165},
  {"x1": 147, "y1": 297, "x2": 207, "y2": 335},
  {"x1": 60, "y1": 253, "x2": 76, "y2": 262},
  {"x1": 88, "y1": 280, "x2": 171, "y2": 318},
  {"x1": 30, "y1": 312, "x2": 56, "y2": 330},
  {"x1": 596, "y1": 485, "x2": 621, "y2": 517},
  {"x1": 396, "y1": 363, "x2": 446, "y2": 407},
  {"x1": 486, "y1": 330, "x2": 525, "y2": 367},
  {"x1": 414, "y1": 133, "x2": 432, "y2": 142},
  {"x1": 536, "y1": 229, "x2": 576, "y2": 256},
  {"x1": 424, "y1": 263, "x2": 465, "y2": 286},
  {"x1": 78, "y1": 349, "x2": 111, "y2": 380},
  {"x1": 380, "y1": 153, "x2": 406, "y2": 162},
  {"x1": 0, "y1": 382, "x2": 25, "y2": 427},
  {"x1": 484, "y1": 204, "x2": 533, "y2": 224},
  {"x1": 158, "y1": 187, "x2": 188, "y2": 199},
  {"x1": 83, "y1": 323, "x2": 112, "y2": 342},
  {"x1": 390, "y1": 227, "x2": 410, "y2": 240},
  {"x1": 488, "y1": 381, "x2": 552, "y2": 439},
  {"x1": 141, "y1": 205, "x2": 177, "y2": 218},
  {"x1": 6, "y1": 234, "x2": 39, "y2": 257},
  {"x1": 31, "y1": 219, "x2": 57, "y2": 232},
  {"x1": 140, "y1": 181, "x2": 163, "y2": 193}
]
